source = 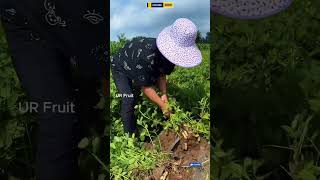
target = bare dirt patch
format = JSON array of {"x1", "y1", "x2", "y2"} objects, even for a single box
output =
[{"x1": 145, "y1": 126, "x2": 210, "y2": 180}]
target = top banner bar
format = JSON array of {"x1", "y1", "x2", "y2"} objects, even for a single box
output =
[{"x1": 147, "y1": 2, "x2": 174, "y2": 9}]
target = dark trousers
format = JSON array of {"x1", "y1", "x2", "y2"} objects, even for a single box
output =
[
  {"x1": 111, "y1": 69, "x2": 140, "y2": 134},
  {"x1": 0, "y1": 1, "x2": 108, "y2": 179}
]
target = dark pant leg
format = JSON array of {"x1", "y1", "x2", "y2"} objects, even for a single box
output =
[
  {"x1": 1, "y1": 20, "x2": 79, "y2": 180},
  {"x1": 112, "y1": 69, "x2": 137, "y2": 134}
]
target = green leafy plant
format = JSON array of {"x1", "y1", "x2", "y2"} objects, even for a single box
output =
[
  {"x1": 280, "y1": 113, "x2": 320, "y2": 180},
  {"x1": 110, "y1": 135, "x2": 167, "y2": 179},
  {"x1": 212, "y1": 0, "x2": 320, "y2": 179}
]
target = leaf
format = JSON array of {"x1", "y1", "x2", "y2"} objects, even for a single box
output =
[
  {"x1": 78, "y1": 138, "x2": 90, "y2": 149},
  {"x1": 0, "y1": 86, "x2": 10, "y2": 98},
  {"x1": 110, "y1": 143, "x2": 116, "y2": 149},
  {"x1": 221, "y1": 163, "x2": 243, "y2": 179},
  {"x1": 8, "y1": 176, "x2": 20, "y2": 180},
  {"x1": 298, "y1": 170, "x2": 317, "y2": 180},
  {"x1": 92, "y1": 137, "x2": 100, "y2": 154},
  {"x1": 127, "y1": 138, "x2": 134, "y2": 148},
  {"x1": 308, "y1": 48, "x2": 320, "y2": 58},
  {"x1": 94, "y1": 97, "x2": 106, "y2": 110},
  {"x1": 308, "y1": 99, "x2": 320, "y2": 114},
  {"x1": 98, "y1": 174, "x2": 106, "y2": 180},
  {"x1": 281, "y1": 125, "x2": 297, "y2": 138},
  {"x1": 215, "y1": 151, "x2": 227, "y2": 158},
  {"x1": 243, "y1": 158, "x2": 252, "y2": 169},
  {"x1": 0, "y1": 119, "x2": 25, "y2": 149},
  {"x1": 291, "y1": 118, "x2": 299, "y2": 129}
]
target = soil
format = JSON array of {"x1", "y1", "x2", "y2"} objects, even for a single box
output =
[{"x1": 144, "y1": 125, "x2": 210, "y2": 180}]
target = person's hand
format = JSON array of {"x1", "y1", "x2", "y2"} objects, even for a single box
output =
[
  {"x1": 161, "y1": 103, "x2": 172, "y2": 119},
  {"x1": 161, "y1": 94, "x2": 168, "y2": 103}
]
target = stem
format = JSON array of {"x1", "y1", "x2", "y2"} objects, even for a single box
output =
[
  {"x1": 111, "y1": 173, "x2": 130, "y2": 180},
  {"x1": 25, "y1": 121, "x2": 33, "y2": 162},
  {"x1": 307, "y1": 137, "x2": 320, "y2": 155},
  {"x1": 295, "y1": 115, "x2": 313, "y2": 162},
  {"x1": 144, "y1": 124, "x2": 155, "y2": 148},
  {"x1": 139, "y1": 109, "x2": 152, "y2": 120},
  {"x1": 263, "y1": 145, "x2": 295, "y2": 151},
  {"x1": 280, "y1": 165, "x2": 291, "y2": 178},
  {"x1": 202, "y1": 159, "x2": 209, "y2": 165},
  {"x1": 138, "y1": 108, "x2": 156, "y2": 147},
  {"x1": 157, "y1": 136, "x2": 163, "y2": 151},
  {"x1": 308, "y1": 137, "x2": 320, "y2": 166},
  {"x1": 86, "y1": 150, "x2": 108, "y2": 171}
]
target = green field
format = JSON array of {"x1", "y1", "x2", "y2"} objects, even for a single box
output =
[
  {"x1": 110, "y1": 37, "x2": 210, "y2": 179},
  {"x1": 212, "y1": 0, "x2": 320, "y2": 179}
]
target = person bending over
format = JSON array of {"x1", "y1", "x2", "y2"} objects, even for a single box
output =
[{"x1": 111, "y1": 18, "x2": 202, "y2": 134}]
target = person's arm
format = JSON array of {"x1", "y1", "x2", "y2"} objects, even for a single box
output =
[
  {"x1": 142, "y1": 86, "x2": 172, "y2": 118},
  {"x1": 142, "y1": 86, "x2": 166, "y2": 109},
  {"x1": 157, "y1": 74, "x2": 168, "y2": 103},
  {"x1": 157, "y1": 74, "x2": 167, "y2": 94}
]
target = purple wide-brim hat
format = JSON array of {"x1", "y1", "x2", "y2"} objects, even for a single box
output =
[
  {"x1": 211, "y1": 0, "x2": 293, "y2": 20},
  {"x1": 156, "y1": 18, "x2": 202, "y2": 68}
]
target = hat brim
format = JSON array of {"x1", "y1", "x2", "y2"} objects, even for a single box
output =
[
  {"x1": 211, "y1": 0, "x2": 293, "y2": 20},
  {"x1": 156, "y1": 26, "x2": 202, "y2": 68}
]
